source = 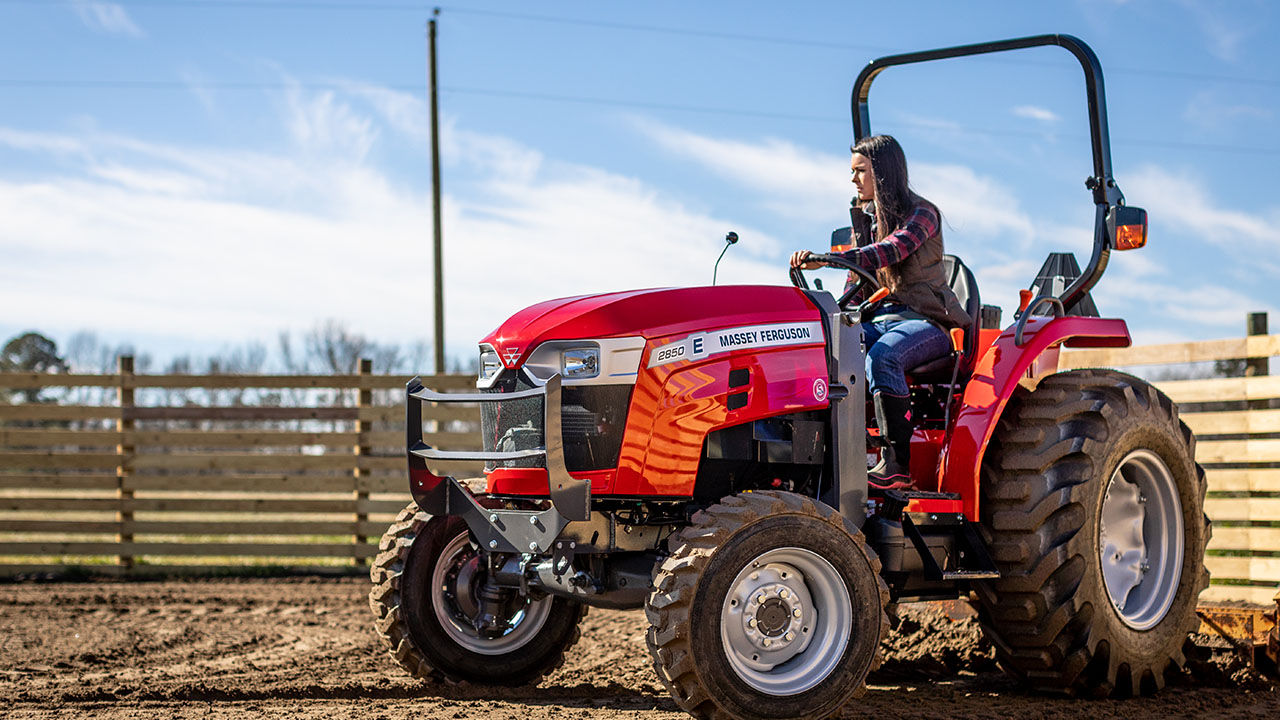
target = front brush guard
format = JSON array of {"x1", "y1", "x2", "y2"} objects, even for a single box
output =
[{"x1": 406, "y1": 373, "x2": 590, "y2": 554}]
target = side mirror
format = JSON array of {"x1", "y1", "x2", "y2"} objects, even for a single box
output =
[{"x1": 1108, "y1": 205, "x2": 1147, "y2": 251}]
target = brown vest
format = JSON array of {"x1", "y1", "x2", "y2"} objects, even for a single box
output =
[{"x1": 838, "y1": 203, "x2": 970, "y2": 330}]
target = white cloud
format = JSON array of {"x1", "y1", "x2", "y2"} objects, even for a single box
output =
[
  {"x1": 1183, "y1": 90, "x2": 1273, "y2": 129},
  {"x1": 1125, "y1": 165, "x2": 1280, "y2": 256},
  {"x1": 281, "y1": 82, "x2": 379, "y2": 162},
  {"x1": 637, "y1": 119, "x2": 846, "y2": 221},
  {"x1": 71, "y1": 1, "x2": 144, "y2": 38},
  {"x1": 0, "y1": 89, "x2": 787, "y2": 363},
  {"x1": 1179, "y1": 0, "x2": 1249, "y2": 61},
  {"x1": 1013, "y1": 105, "x2": 1059, "y2": 123},
  {"x1": 636, "y1": 120, "x2": 1068, "y2": 317}
]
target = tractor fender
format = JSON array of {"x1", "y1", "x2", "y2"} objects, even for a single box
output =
[{"x1": 940, "y1": 316, "x2": 1130, "y2": 520}]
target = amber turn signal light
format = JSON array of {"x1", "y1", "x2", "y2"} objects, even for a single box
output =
[
  {"x1": 1116, "y1": 222, "x2": 1146, "y2": 250},
  {"x1": 1110, "y1": 205, "x2": 1148, "y2": 251}
]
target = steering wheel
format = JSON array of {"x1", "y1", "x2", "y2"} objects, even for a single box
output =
[{"x1": 789, "y1": 253, "x2": 882, "y2": 308}]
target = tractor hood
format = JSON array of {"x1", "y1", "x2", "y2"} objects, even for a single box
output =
[{"x1": 480, "y1": 285, "x2": 824, "y2": 370}]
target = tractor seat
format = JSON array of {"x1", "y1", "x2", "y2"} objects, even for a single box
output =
[{"x1": 905, "y1": 254, "x2": 981, "y2": 384}]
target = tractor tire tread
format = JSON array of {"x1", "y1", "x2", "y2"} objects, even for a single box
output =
[
  {"x1": 975, "y1": 369, "x2": 1209, "y2": 696},
  {"x1": 645, "y1": 491, "x2": 888, "y2": 720},
  {"x1": 369, "y1": 501, "x2": 587, "y2": 687}
]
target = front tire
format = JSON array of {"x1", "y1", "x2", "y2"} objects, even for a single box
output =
[
  {"x1": 369, "y1": 503, "x2": 587, "y2": 686},
  {"x1": 646, "y1": 491, "x2": 889, "y2": 720},
  {"x1": 975, "y1": 369, "x2": 1210, "y2": 695}
]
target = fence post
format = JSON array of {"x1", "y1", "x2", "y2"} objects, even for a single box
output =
[
  {"x1": 1247, "y1": 312, "x2": 1269, "y2": 411},
  {"x1": 116, "y1": 355, "x2": 134, "y2": 570},
  {"x1": 353, "y1": 358, "x2": 372, "y2": 565}
]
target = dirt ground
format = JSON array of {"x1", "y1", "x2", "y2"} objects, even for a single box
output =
[{"x1": 0, "y1": 577, "x2": 1276, "y2": 719}]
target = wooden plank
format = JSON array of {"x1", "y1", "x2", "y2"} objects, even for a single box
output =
[
  {"x1": 0, "y1": 372, "x2": 472, "y2": 391},
  {"x1": 1205, "y1": 469, "x2": 1280, "y2": 493},
  {"x1": 0, "y1": 428, "x2": 477, "y2": 449},
  {"x1": 1204, "y1": 556, "x2": 1280, "y2": 583},
  {"x1": 365, "y1": 405, "x2": 479, "y2": 423},
  {"x1": 0, "y1": 519, "x2": 389, "y2": 535},
  {"x1": 119, "y1": 405, "x2": 475, "y2": 423},
  {"x1": 118, "y1": 473, "x2": 449, "y2": 494},
  {"x1": 1199, "y1": 584, "x2": 1280, "y2": 605},
  {"x1": 0, "y1": 564, "x2": 129, "y2": 577},
  {"x1": 0, "y1": 520, "x2": 120, "y2": 533},
  {"x1": 125, "y1": 453, "x2": 402, "y2": 472},
  {"x1": 122, "y1": 474, "x2": 360, "y2": 493},
  {"x1": 0, "y1": 373, "x2": 119, "y2": 389},
  {"x1": 0, "y1": 541, "x2": 378, "y2": 558},
  {"x1": 1183, "y1": 409, "x2": 1280, "y2": 436},
  {"x1": 0, "y1": 452, "x2": 120, "y2": 470},
  {"x1": 1208, "y1": 526, "x2": 1280, "y2": 553},
  {"x1": 124, "y1": 406, "x2": 359, "y2": 422},
  {"x1": 0, "y1": 496, "x2": 408, "y2": 514},
  {"x1": 0, "y1": 474, "x2": 118, "y2": 490},
  {"x1": 359, "y1": 476, "x2": 416, "y2": 493},
  {"x1": 0, "y1": 429, "x2": 121, "y2": 447},
  {"x1": 1196, "y1": 439, "x2": 1280, "y2": 464},
  {"x1": 1062, "y1": 334, "x2": 1280, "y2": 369},
  {"x1": 0, "y1": 403, "x2": 475, "y2": 424},
  {"x1": 362, "y1": 374, "x2": 474, "y2": 391},
  {"x1": 1205, "y1": 497, "x2": 1280, "y2": 523},
  {"x1": 0, "y1": 405, "x2": 120, "y2": 421},
  {"x1": 0, "y1": 564, "x2": 369, "y2": 578},
  {"x1": 128, "y1": 372, "x2": 470, "y2": 390},
  {"x1": 1159, "y1": 375, "x2": 1280, "y2": 404}
]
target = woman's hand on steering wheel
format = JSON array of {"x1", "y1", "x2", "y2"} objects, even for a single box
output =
[
  {"x1": 788, "y1": 251, "x2": 883, "y2": 309},
  {"x1": 789, "y1": 250, "x2": 826, "y2": 270}
]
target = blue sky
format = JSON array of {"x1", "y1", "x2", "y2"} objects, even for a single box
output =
[{"x1": 1, "y1": 0, "x2": 1277, "y2": 369}]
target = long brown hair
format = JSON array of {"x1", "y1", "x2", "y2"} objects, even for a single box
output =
[{"x1": 851, "y1": 134, "x2": 937, "y2": 293}]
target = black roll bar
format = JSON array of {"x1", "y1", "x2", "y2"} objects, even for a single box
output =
[{"x1": 851, "y1": 34, "x2": 1126, "y2": 312}]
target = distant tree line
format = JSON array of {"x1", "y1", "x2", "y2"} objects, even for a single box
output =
[{"x1": 2, "y1": 320, "x2": 473, "y2": 408}]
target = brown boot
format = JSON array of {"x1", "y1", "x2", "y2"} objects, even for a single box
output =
[{"x1": 870, "y1": 391, "x2": 913, "y2": 490}]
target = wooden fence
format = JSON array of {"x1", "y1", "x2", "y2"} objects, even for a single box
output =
[
  {"x1": 1063, "y1": 313, "x2": 1280, "y2": 605},
  {"x1": 0, "y1": 358, "x2": 479, "y2": 575},
  {"x1": 2, "y1": 319, "x2": 1279, "y2": 604}
]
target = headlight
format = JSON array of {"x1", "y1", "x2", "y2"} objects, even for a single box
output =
[
  {"x1": 561, "y1": 347, "x2": 599, "y2": 378},
  {"x1": 479, "y1": 347, "x2": 502, "y2": 381}
]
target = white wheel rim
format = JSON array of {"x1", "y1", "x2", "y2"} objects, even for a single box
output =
[
  {"x1": 1098, "y1": 449, "x2": 1185, "y2": 631},
  {"x1": 719, "y1": 547, "x2": 852, "y2": 696},
  {"x1": 429, "y1": 531, "x2": 554, "y2": 655}
]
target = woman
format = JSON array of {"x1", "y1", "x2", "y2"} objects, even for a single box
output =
[{"x1": 790, "y1": 135, "x2": 969, "y2": 489}]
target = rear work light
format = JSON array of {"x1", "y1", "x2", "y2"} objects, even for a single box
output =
[{"x1": 1110, "y1": 205, "x2": 1148, "y2": 251}]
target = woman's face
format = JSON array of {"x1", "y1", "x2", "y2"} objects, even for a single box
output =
[{"x1": 850, "y1": 152, "x2": 875, "y2": 204}]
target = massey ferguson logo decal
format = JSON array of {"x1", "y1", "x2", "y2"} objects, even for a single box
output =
[
  {"x1": 648, "y1": 321, "x2": 823, "y2": 368},
  {"x1": 501, "y1": 347, "x2": 521, "y2": 367}
]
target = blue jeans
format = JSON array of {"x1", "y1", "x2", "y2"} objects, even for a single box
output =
[{"x1": 862, "y1": 316, "x2": 950, "y2": 397}]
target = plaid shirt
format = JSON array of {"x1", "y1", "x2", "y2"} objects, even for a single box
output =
[
  {"x1": 830, "y1": 202, "x2": 937, "y2": 300},
  {"x1": 837, "y1": 203, "x2": 936, "y2": 271}
]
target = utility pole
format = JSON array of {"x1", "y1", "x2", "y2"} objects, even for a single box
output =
[{"x1": 429, "y1": 8, "x2": 445, "y2": 374}]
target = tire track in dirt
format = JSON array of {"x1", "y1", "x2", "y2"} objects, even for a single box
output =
[{"x1": 1, "y1": 578, "x2": 1275, "y2": 719}]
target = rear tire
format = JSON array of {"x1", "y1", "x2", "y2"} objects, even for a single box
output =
[
  {"x1": 975, "y1": 369, "x2": 1209, "y2": 695},
  {"x1": 369, "y1": 502, "x2": 587, "y2": 686},
  {"x1": 646, "y1": 491, "x2": 888, "y2": 720}
]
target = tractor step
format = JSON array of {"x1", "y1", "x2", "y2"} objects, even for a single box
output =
[
  {"x1": 900, "y1": 510, "x2": 1001, "y2": 583},
  {"x1": 942, "y1": 570, "x2": 1001, "y2": 580}
]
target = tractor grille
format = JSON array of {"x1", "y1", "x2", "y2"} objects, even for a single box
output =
[{"x1": 480, "y1": 373, "x2": 632, "y2": 473}]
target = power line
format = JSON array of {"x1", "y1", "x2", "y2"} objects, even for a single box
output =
[
  {"x1": 6, "y1": 0, "x2": 1280, "y2": 87},
  {"x1": 0, "y1": 78, "x2": 1277, "y2": 155}
]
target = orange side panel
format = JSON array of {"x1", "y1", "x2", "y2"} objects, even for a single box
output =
[{"x1": 611, "y1": 344, "x2": 829, "y2": 497}]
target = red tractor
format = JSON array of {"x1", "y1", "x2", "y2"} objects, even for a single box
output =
[{"x1": 370, "y1": 34, "x2": 1208, "y2": 719}]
